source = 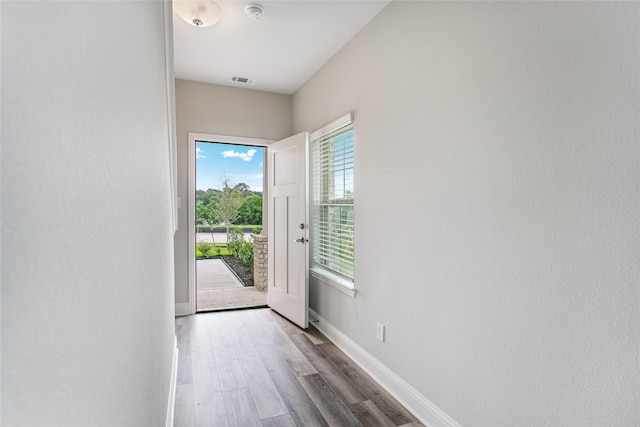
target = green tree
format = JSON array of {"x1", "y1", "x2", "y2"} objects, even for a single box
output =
[
  {"x1": 238, "y1": 194, "x2": 263, "y2": 225},
  {"x1": 196, "y1": 188, "x2": 220, "y2": 206},
  {"x1": 212, "y1": 179, "x2": 244, "y2": 243},
  {"x1": 233, "y1": 182, "x2": 252, "y2": 197},
  {"x1": 195, "y1": 200, "x2": 206, "y2": 225},
  {"x1": 195, "y1": 199, "x2": 218, "y2": 242}
]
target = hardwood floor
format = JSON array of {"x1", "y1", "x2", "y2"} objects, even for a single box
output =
[{"x1": 174, "y1": 308, "x2": 423, "y2": 427}]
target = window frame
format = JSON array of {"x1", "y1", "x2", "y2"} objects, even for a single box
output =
[{"x1": 309, "y1": 113, "x2": 355, "y2": 297}]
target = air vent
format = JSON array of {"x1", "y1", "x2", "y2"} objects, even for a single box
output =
[{"x1": 230, "y1": 76, "x2": 256, "y2": 85}]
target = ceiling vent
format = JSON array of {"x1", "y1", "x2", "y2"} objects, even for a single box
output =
[{"x1": 230, "y1": 76, "x2": 256, "y2": 85}]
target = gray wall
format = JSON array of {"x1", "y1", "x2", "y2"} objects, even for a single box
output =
[
  {"x1": 294, "y1": 2, "x2": 640, "y2": 425},
  {"x1": 174, "y1": 80, "x2": 292, "y2": 305},
  {"x1": 1, "y1": 1, "x2": 176, "y2": 425}
]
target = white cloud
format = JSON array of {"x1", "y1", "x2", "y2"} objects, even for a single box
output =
[
  {"x1": 196, "y1": 147, "x2": 206, "y2": 159},
  {"x1": 221, "y1": 148, "x2": 257, "y2": 162}
]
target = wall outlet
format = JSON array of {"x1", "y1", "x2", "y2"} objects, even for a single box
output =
[{"x1": 376, "y1": 323, "x2": 385, "y2": 342}]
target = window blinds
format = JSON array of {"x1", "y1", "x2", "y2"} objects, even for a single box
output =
[{"x1": 311, "y1": 122, "x2": 354, "y2": 280}]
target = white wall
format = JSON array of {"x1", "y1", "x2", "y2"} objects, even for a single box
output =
[
  {"x1": 294, "y1": 2, "x2": 640, "y2": 425},
  {"x1": 174, "y1": 80, "x2": 292, "y2": 308},
  {"x1": 1, "y1": 1, "x2": 176, "y2": 425}
]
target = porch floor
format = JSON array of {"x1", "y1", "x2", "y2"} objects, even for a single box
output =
[{"x1": 197, "y1": 258, "x2": 267, "y2": 311}]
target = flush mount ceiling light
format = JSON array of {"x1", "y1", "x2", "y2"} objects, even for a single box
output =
[
  {"x1": 244, "y1": 4, "x2": 264, "y2": 20},
  {"x1": 174, "y1": 0, "x2": 223, "y2": 27}
]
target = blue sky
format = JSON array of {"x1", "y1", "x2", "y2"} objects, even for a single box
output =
[{"x1": 196, "y1": 142, "x2": 264, "y2": 192}]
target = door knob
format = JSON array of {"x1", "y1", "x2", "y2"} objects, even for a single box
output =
[{"x1": 294, "y1": 237, "x2": 307, "y2": 243}]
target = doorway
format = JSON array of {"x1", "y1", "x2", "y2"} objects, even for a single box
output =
[{"x1": 188, "y1": 133, "x2": 273, "y2": 313}]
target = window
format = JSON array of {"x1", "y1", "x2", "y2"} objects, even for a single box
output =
[{"x1": 310, "y1": 113, "x2": 354, "y2": 292}]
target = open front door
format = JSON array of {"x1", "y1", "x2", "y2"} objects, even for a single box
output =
[{"x1": 267, "y1": 132, "x2": 309, "y2": 329}]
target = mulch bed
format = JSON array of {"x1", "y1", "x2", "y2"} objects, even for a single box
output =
[{"x1": 219, "y1": 255, "x2": 254, "y2": 287}]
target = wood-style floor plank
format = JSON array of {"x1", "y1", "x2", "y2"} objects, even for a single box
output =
[
  {"x1": 304, "y1": 322, "x2": 328, "y2": 345},
  {"x1": 279, "y1": 339, "x2": 318, "y2": 377},
  {"x1": 235, "y1": 339, "x2": 289, "y2": 419},
  {"x1": 187, "y1": 313, "x2": 212, "y2": 347},
  {"x1": 223, "y1": 387, "x2": 263, "y2": 427},
  {"x1": 175, "y1": 308, "x2": 422, "y2": 427},
  {"x1": 191, "y1": 345, "x2": 228, "y2": 426},
  {"x1": 267, "y1": 309, "x2": 303, "y2": 336},
  {"x1": 176, "y1": 315, "x2": 193, "y2": 386},
  {"x1": 289, "y1": 333, "x2": 368, "y2": 405},
  {"x1": 349, "y1": 400, "x2": 396, "y2": 427},
  {"x1": 191, "y1": 345, "x2": 223, "y2": 394},
  {"x1": 177, "y1": 345, "x2": 193, "y2": 386},
  {"x1": 194, "y1": 390, "x2": 228, "y2": 427},
  {"x1": 176, "y1": 317, "x2": 190, "y2": 348},
  {"x1": 317, "y1": 340, "x2": 421, "y2": 425},
  {"x1": 297, "y1": 373, "x2": 364, "y2": 427},
  {"x1": 255, "y1": 343, "x2": 329, "y2": 426},
  {"x1": 214, "y1": 339, "x2": 248, "y2": 392},
  {"x1": 260, "y1": 413, "x2": 297, "y2": 427},
  {"x1": 241, "y1": 309, "x2": 290, "y2": 346},
  {"x1": 174, "y1": 383, "x2": 195, "y2": 427}
]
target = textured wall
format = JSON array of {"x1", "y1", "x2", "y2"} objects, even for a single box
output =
[
  {"x1": 1, "y1": 2, "x2": 176, "y2": 425},
  {"x1": 294, "y1": 2, "x2": 640, "y2": 425}
]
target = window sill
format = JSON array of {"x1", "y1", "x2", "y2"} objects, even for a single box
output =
[{"x1": 310, "y1": 267, "x2": 355, "y2": 298}]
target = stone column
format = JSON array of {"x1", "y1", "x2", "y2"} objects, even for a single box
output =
[{"x1": 252, "y1": 234, "x2": 268, "y2": 291}]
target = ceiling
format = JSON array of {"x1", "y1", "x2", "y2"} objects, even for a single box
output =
[{"x1": 172, "y1": 0, "x2": 390, "y2": 95}]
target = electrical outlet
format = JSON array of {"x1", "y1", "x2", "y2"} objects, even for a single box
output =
[{"x1": 376, "y1": 323, "x2": 385, "y2": 342}]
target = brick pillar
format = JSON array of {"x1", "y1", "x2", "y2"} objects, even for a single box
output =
[{"x1": 252, "y1": 234, "x2": 268, "y2": 291}]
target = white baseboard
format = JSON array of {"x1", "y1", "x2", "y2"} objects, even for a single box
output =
[
  {"x1": 166, "y1": 336, "x2": 178, "y2": 427},
  {"x1": 308, "y1": 309, "x2": 461, "y2": 427},
  {"x1": 175, "y1": 302, "x2": 191, "y2": 317}
]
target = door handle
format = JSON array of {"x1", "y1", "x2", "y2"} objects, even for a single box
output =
[{"x1": 294, "y1": 237, "x2": 308, "y2": 243}]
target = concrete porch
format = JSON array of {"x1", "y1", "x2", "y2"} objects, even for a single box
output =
[{"x1": 196, "y1": 258, "x2": 267, "y2": 311}]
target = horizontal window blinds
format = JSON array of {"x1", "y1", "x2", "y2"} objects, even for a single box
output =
[{"x1": 311, "y1": 122, "x2": 354, "y2": 280}]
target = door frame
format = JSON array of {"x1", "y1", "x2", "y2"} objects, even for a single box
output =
[{"x1": 187, "y1": 132, "x2": 274, "y2": 315}]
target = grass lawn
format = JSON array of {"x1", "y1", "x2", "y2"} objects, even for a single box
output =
[{"x1": 195, "y1": 243, "x2": 233, "y2": 258}]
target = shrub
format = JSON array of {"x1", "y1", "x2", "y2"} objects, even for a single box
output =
[
  {"x1": 253, "y1": 226, "x2": 262, "y2": 235},
  {"x1": 227, "y1": 226, "x2": 244, "y2": 255},
  {"x1": 227, "y1": 226, "x2": 254, "y2": 272},
  {"x1": 196, "y1": 241, "x2": 214, "y2": 257},
  {"x1": 237, "y1": 240, "x2": 254, "y2": 273},
  {"x1": 218, "y1": 247, "x2": 232, "y2": 256}
]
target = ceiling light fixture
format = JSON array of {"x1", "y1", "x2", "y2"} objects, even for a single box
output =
[
  {"x1": 174, "y1": 0, "x2": 223, "y2": 28},
  {"x1": 244, "y1": 4, "x2": 264, "y2": 20}
]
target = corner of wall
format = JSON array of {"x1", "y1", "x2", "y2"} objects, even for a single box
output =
[{"x1": 175, "y1": 303, "x2": 191, "y2": 317}]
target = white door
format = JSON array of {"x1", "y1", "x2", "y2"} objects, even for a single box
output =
[{"x1": 267, "y1": 132, "x2": 309, "y2": 329}]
